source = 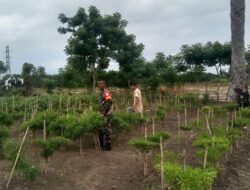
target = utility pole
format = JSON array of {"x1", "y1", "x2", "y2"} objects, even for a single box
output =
[{"x1": 5, "y1": 45, "x2": 11, "y2": 76}]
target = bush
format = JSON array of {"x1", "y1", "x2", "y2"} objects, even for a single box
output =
[
  {"x1": 128, "y1": 138, "x2": 158, "y2": 153},
  {"x1": 155, "y1": 162, "x2": 217, "y2": 190},
  {"x1": 202, "y1": 93, "x2": 210, "y2": 105},
  {"x1": 3, "y1": 140, "x2": 39, "y2": 181},
  {"x1": 147, "y1": 131, "x2": 169, "y2": 143},
  {"x1": 37, "y1": 137, "x2": 69, "y2": 160}
]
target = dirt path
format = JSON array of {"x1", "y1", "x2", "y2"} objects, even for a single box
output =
[{"x1": 213, "y1": 135, "x2": 250, "y2": 190}]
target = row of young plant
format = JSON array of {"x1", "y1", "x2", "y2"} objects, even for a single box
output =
[
  {"x1": 0, "y1": 92, "x2": 202, "y2": 185},
  {"x1": 129, "y1": 99, "x2": 250, "y2": 190}
]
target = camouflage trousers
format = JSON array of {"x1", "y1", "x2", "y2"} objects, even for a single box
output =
[{"x1": 99, "y1": 115, "x2": 112, "y2": 147}]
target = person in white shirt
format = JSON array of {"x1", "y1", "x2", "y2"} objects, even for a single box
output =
[{"x1": 130, "y1": 81, "x2": 143, "y2": 114}]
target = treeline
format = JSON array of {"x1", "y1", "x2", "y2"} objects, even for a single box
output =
[{"x1": 1, "y1": 6, "x2": 250, "y2": 91}]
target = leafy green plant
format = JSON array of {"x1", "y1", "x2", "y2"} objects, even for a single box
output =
[
  {"x1": 155, "y1": 162, "x2": 217, "y2": 190},
  {"x1": 129, "y1": 137, "x2": 158, "y2": 177},
  {"x1": 22, "y1": 111, "x2": 59, "y2": 132},
  {"x1": 230, "y1": 117, "x2": 250, "y2": 128},
  {"x1": 37, "y1": 137, "x2": 69, "y2": 160},
  {"x1": 147, "y1": 131, "x2": 169, "y2": 143},
  {"x1": 193, "y1": 136, "x2": 230, "y2": 166},
  {"x1": 154, "y1": 106, "x2": 166, "y2": 120},
  {"x1": 0, "y1": 111, "x2": 13, "y2": 126},
  {"x1": 128, "y1": 138, "x2": 158, "y2": 153},
  {"x1": 222, "y1": 103, "x2": 237, "y2": 112},
  {"x1": 202, "y1": 93, "x2": 209, "y2": 105},
  {"x1": 3, "y1": 140, "x2": 39, "y2": 181},
  {"x1": 240, "y1": 108, "x2": 250, "y2": 118}
]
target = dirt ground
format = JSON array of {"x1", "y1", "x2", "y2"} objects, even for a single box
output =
[
  {"x1": 213, "y1": 133, "x2": 250, "y2": 190},
  {"x1": 1, "y1": 110, "x2": 250, "y2": 190}
]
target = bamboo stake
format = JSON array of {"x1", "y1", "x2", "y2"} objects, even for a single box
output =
[
  {"x1": 177, "y1": 111, "x2": 181, "y2": 151},
  {"x1": 197, "y1": 107, "x2": 200, "y2": 126},
  {"x1": 1, "y1": 97, "x2": 3, "y2": 111},
  {"x1": 24, "y1": 98, "x2": 27, "y2": 122},
  {"x1": 6, "y1": 126, "x2": 29, "y2": 189},
  {"x1": 203, "y1": 147, "x2": 208, "y2": 169},
  {"x1": 79, "y1": 134, "x2": 83, "y2": 156},
  {"x1": 205, "y1": 115, "x2": 212, "y2": 137},
  {"x1": 184, "y1": 108, "x2": 187, "y2": 127},
  {"x1": 144, "y1": 153, "x2": 148, "y2": 178},
  {"x1": 12, "y1": 96, "x2": 14, "y2": 113},
  {"x1": 183, "y1": 148, "x2": 186, "y2": 170},
  {"x1": 152, "y1": 117, "x2": 155, "y2": 136},
  {"x1": 43, "y1": 118, "x2": 48, "y2": 175},
  {"x1": 160, "y1": 136, "x2": 165, "y2": 190}
]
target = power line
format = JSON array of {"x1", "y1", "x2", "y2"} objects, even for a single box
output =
[{"x1": 5, "y1": 45, "x2": 11, "y2": 76}]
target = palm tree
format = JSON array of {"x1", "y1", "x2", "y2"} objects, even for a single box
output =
[{"x1": 228, "y1": 0, "x2": 249, "y2": 106}]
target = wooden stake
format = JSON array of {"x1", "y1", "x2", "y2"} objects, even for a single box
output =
[
  {"x1": 160, "y1": 136, "x2": 165, "y2": 190},
  {"x1": 144, "y1": 153, "x2": 148, "y2": 178},
  {"x1": 177, "y1": 111, "x2": 181, "y2": 151},
  {"x1": 6, "y1": 126, "x2": 29, "y2": 189},
  {"x1": 12, "y1": 96, "x2": 14, "y2": 113},
  {"x1": 24, "y1": 98, "x2": 27, "y2": 122},
  {"x1": 183, "y1": 148, "x2": 186, "y2": 170},
  {"x1": 203, "y1": 147, "x2": 208, "y2": 169},
  {"x1": 205, "y1": 115, "x2": 212, "y2": 137},
  {"x1": 184, "y1": 108, "x2": 187, "y2": 126},
  {"x1": 152, "y1": 117, "x2": 155, "y2": 136},
  {"x1": 79, "y1": 134, "x2": 83, "y2": 155}
]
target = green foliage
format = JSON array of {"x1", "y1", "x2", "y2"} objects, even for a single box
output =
[
  {"x1": 48, "y1": 115, "x2": 75, "y2": 135},
  {"x1": 222, "y1": 103, "x2": 237, "y2": 112},
  {"x1": 155, "y1": 106, "x2": 166, "y2": 120},
  {"x1": 175, "y1": 104, "x2": 187, "y2": 113},
  {"x1": 147, "y1": 131, "x2": 169, "y2": 143},
  {"x1": 0, "y1": 127, "x2": 10, "y2": 156},
  {"x1": 193, "y1": 136, "x2": 230, "y2": 165},
  {"x1": 22, "y1": 111, "x2": 59, "y2": 132},
  {"x1": 211, "y1": 127, "x2": 240, "y2": 142},
  {"x1": 155, "y1": 162, "x2": 217, "y2": 190},
  {"x1": 211, "y1": 106, "x2": 227, "y2": 117},
  {"x1": 154, "y1": 151, "x2": 181, "y2": 165},
  {"x1": 128, "y1": 138, "x2": 158, "y2": 153},
  {"x1": 0, "y1": 111, "x2": 13, "y2": 126},
  {"x1": 37, "y1": 137, "x2": 69, "y2": 160},
  {"x1": 231, "y1": 117, "x2": 250, "y2": 128},
  {"x1": 3, "y1": 140, "x2": 39, "y2": 181},
  {"x1": 111, "y1": 112, "x2": 145, "y2": 133},
  {"x1": 240, "y1": 107, "x2": 250, "y2": 118},
  {"x1": 178, "y1": 93, "x2": 199, "y2": 107},
  {"x1": 202, "y1": 93, "x2": 210, "y2": 105}
]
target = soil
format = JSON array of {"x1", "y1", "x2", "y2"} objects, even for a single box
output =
[
  {"x1": 213, "y1": 132, "x2": 250, "y2": 190},
  {"x1": 1, "y1": 109, "x2": 250, "y2": 190}
]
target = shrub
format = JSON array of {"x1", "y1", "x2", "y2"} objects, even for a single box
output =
[{"x1": 155, "y1": 162, "x2": 217, "y2": 190}]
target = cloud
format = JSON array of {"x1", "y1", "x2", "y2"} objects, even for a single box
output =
[{"x1": 0, "y1": 0, "x2": 249, "y2": 74}]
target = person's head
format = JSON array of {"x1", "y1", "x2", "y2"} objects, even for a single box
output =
[
  {"x1": 129, "y1": 81, "x2": 137, "y2": 91},
  {"x1": 98, "y1": 80, "x2": 106, "y2": 91}
]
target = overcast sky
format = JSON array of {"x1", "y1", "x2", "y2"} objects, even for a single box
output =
[{"x1": 1, "y1": 0, "x2": 250, "y2": 74}]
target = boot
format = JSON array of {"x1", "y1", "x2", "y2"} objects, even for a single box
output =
[{"x1": 101, "y1": 143, "x2": 111, "y2": 151}]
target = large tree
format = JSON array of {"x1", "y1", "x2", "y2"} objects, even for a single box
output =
[
  {"x1": 0, "y1": 61, "x2": 7, "y2": 79},
  {"x1": 204, "y1": 41, "x2": 231, "y2": 75},
  {"x1": 175, "y1": 43, "x2": 205, "y2": 82},
  {"x1": 58, "y1": 6, "x2": 143, "y2": 89},
  {"x1": 228, "y1": 0, "x2": 249, "y2": 106}
]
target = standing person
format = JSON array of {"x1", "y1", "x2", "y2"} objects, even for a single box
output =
[
  {"x1": 130, "y1": 81, "x2": 143, "y2": 115},
  {"x1": 98, "y1": 80, "x2": 112, "y2": 151}
]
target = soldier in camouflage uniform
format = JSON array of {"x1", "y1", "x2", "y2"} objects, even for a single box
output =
[{"x1": 98, "y1": 80, "x2": 112, "y2": 151}]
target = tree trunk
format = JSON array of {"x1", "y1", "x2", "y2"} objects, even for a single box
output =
[{"x1": 228, "y1": 0, "x2": 249, "y2": 106}]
